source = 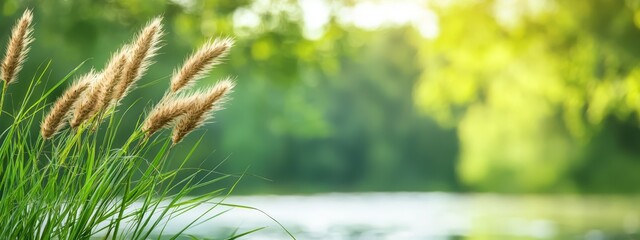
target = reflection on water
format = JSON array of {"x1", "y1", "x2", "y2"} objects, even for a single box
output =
[{"x1": 125, "y1": 193, "x2": 640, "y2": 239}]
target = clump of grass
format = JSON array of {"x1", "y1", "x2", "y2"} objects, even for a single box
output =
[{"x1": 0, "y1": 9, "x2": 271, "y2": 239}]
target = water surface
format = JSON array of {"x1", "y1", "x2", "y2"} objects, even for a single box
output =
[{"x1": 125, "y1": 193, "x2": 640, "y2": 239}]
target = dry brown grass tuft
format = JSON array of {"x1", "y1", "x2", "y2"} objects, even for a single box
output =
[{"x1": 1, "y1": 9, "x2": 33, "y2": 84}]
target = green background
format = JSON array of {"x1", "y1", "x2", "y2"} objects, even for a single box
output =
[{"x1": 2, "y1": 0, "x2": 640, "y2": 194}]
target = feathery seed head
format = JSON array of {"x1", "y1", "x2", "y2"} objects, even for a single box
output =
[
  {"x1": 114, "y1": 17, "x2": 164, "y2": 101},
  {"x1": 170, "y1": 37, "x2": 234, "y2": 93},
  {"x1": 142, "y1": 97, "x2": 195, "y2": 137},
  {"x1": 41, "y1": 71, "x2": 95, "y2": 139},
  {"x1": 98, "y1": 47, "x2": 130, "y2": 111},
  {"x1": 201, "y1": 77, "x2": 234, "y2": 105},
  {"x1": 1, "y1": 9, "x2": 34, "y2": 84},
  {"x1": 171, "y1": 78, "x2": 235, "y2": 144},
  {"x1": 171, "y1": 110, "x2": 204, "y2": 145},
  {"x1": 70, "y1": 71, "x2": 103, "y2": 128}
]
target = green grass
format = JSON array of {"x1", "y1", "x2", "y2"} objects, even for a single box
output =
[
  {"x1": 0, "y1": 61, "x2": 258, "y2": 239},
  {"x1": 0, "y1": 9, "x2": 295, "y2": 239}
]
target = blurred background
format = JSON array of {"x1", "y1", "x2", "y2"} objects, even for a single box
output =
[{"x1": 3, "y1": 0, "x2": 640, "y2": 239}]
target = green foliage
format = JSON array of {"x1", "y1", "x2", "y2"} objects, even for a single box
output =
[{"x1": 414, "y1": 0, "x2": 640, "y2": 192}]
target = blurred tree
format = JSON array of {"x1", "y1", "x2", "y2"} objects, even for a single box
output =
[{"x1": 415, "y1": 0, "x2": 640, "y2": 192}]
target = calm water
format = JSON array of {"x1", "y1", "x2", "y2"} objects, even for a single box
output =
[{"x1": 102, "y1": 193, "x2": 640, "y2": 239}]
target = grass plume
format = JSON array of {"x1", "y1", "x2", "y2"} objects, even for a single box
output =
[
  {"x1": 170, "y1": 37, "x2": 234, "y2": 93},
  {"x1": 144, "y1": 37, "x2": 236, "y2": 143},
  {"x1": 1, "y1": 9, "x2": 33, "y2": 84},
  {"x1": 97, "y1": 46, "x2": 129, "y2": 111},
  {"x1": 41, "y1": 72, "x2": 94, "y2": 138},
  {"x1": 114, "y1": 17, "x2": 163, "y2": 101},
  {"x1": 142, "y1": 97, "x2": 194, "y2": 137},
  {"x1": 172, "y1": 78, "x2": 234, "y2": 144},
  {"x1": 70, "y1": 71, "x2": 103, "y2": 128},
  {"x1": 69, "y1": 48, "x2": 128, "y2": 129}
]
